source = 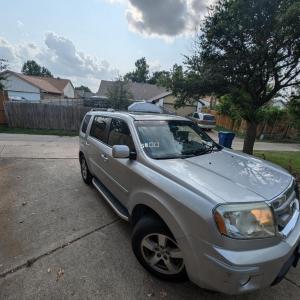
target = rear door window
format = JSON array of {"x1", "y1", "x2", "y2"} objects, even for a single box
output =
[
  {"x1": 90, "y1": 116, "x2": 110, "y2": 144},
  {"x1": 108, "y1": 118, "x2": 135, "y2": 152}
]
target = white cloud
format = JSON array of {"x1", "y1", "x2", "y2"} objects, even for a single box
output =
[
  {"x1": 17, "y1": 20, "x2": 24, "y2": 29},
  {"x1": 107, "y1": 0, "x2": 215, "y2": 39},
  {"x1": 148, "y1": 59, "x2": 161, "y2": 73},
  {"x1": 0, "y1": 33, "x2": 118, "y2": 91},
  {"x1": 0, "y1": 38, "x2": 16, "y2": 62}
]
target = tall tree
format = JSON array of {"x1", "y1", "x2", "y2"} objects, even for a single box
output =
[
  {"x1": 107, "y1": 78, "x2": 132, "y2": 110},
  {"x1": 22, "y1": 60, "x2": 53, "y2": 77},
  {"x1": 288, "y1": 89, "x2": 300, "y2": 128},
  {"x1": 148, "y1": 71, "x2": 170, "y2": 85},
  {"x1": 75, "y1": 85, "x2": 91, "y2": 93},
  {"x1": 0, "y1": 59, "x2": 8, "y2": 90},
  {"x1": 166, "y1": 0, "x2": 300, "y2": 154},
  {"x1": 41, "y1": 66, "x2": 53, "y2": 77},
  {"x1": 124, "y1": 57, "x2": 149, "y2": 83}
]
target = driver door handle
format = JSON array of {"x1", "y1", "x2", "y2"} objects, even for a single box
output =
[{"x1": 101, "y1": 154, "x2": 109, "y2": 162}]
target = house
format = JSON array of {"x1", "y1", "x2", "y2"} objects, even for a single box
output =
[
  {"x1": 148, "y1": 92, "x2": 214, "y2": 116},
  {"x1": 75, "y1": 89, "x2": 96, "y2": 99},
  {"x1": 1, "y1": 70, "x2": 75, "y2": 101},
  {"x1": 97, "y1": 79, "x2": 216, "y2": 116},
  {"x1": 97, "y1": 80, "x2": 167, "y2": 102}
]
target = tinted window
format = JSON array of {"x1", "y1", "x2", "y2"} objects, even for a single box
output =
[
  {"x1": 193, "y1": 113, "x2": 199, "y2": 118},
  {"x1": 90, "y1": 116, "x2": 109, "y2": 143},
  {"x1": 81, "y1": 115, "x2": 91, "y2": 133},
  {"x1": 203, "y1": 115, "x2": 215, "y2": 121},
  {"x1": 108, "y1": 119, "x2": 135, "y2": 152}
]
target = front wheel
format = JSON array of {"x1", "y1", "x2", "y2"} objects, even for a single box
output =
[{"x1": 132, "y1": 216, "x2": 187, "y2": 282}]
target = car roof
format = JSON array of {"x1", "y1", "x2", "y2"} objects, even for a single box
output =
[{"x1": 87, "y1": 110, "x2": 188, "y2": 121}]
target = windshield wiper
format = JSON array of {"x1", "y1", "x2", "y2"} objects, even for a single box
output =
[
  {"x1": 154, "y1": 154, "x2": 195, "y2": 160},
  {"x1": 182, "y1": 149, "x2": 209, "y2": 156}
]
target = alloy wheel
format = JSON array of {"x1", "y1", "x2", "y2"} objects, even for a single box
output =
[{"x1": 141, "y1": 233, "x2": 184, "y2": 275}]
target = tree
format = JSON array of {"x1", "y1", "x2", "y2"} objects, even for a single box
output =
[
  {"x1": 148, "y1": 71, "x2": 170, "y2": 85},
  {"x1": 0, "y1": 59, "x2": 8, "y2": 90},
  {"x1": 166, "y1": 0, "x2": 300, "y2": 154},
  {"x1": 124, "y1": 57, "x2": 149, "y2": 83},
  {"x1": 164, "y1": 64, "x2": 186, "y2": 108},
  {"x1": 257, "y1": 106, "x2": 286, "y2": 137},
  {"x1": 216, "y1": 95, "x2": 242, "y2": 130},
  {"x1": 288, "y1": 90, "x2": 300, "y2": 128},
  {"x1": 107, "y1": 78, "x2": 132, "y2": 110},
  {"x1": 22, "y1": 60, "x2": 53, "y2": 77},
  {"x1": 75, "y1": 85, "x2": 91, "y2": 92},
  {"x1": 41, "y1": 66, "x2": 53, "y2": 77}
]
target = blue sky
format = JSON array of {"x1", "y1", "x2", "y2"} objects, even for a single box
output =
[{"x1": 0, "y1": 0, "x2": 212, "y2": 91}]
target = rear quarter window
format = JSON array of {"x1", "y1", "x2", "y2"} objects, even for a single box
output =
[{"x1": 81, "y1": 115, "x2": 91, "y2": 133}]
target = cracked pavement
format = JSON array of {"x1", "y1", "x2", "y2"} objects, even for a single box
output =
[{"x1": 0, "y1": 133, "x2": 300, "y2": 299}]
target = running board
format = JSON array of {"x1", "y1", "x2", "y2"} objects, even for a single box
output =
[{"x1": 92, "y1": 178, "x2": 129, "y2": 221}]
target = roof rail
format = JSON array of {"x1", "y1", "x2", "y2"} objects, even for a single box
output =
[{"x1": 90, "y1": 108, "x2": 115, "y2": 112}]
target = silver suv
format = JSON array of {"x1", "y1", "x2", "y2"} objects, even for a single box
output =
[{"x1": 79, "y1": 110, "x2": 300, "y2": 295}]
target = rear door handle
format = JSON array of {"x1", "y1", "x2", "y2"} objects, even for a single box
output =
[{"x1": 101, "y1": 154, "x2": 108, "y2": 162}]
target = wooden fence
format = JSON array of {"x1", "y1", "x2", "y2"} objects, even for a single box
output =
[
  {"x1": 205, "y1": 109, "x2": 300, "y2": 140},
  {"x1": 0, "y1": 91, "x2": 8, "y2": 124},
  {"x1": 4, "y1": 101, "x2": 91, "y2": 131}
]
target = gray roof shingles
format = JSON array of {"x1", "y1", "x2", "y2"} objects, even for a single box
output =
[{"x1": 97, "y1": 80, "x2": 168, "y2": 101}]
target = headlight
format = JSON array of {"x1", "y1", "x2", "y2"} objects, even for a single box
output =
[{"x1": 213, "y1": 202, "x2": 276, "y2": 239}]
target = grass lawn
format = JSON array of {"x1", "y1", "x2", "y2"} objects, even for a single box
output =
[
  {"x1": 254, "y1": 151, "x2": 300, "y2": 176},
  {"x1": 0, "y1": 125, "x2": 78, "y2": 136}
]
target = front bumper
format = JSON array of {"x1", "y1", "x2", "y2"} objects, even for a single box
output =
[{"x1": 183, "y1": 212, "x2": 300, "y2": 295}]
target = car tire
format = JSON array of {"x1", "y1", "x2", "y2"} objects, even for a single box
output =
[
  {"x1": 80, "y1": 155, "x2": 93, "y2": 185},
  {"x1": 132, "y1": 215, "x2": 187, "y2": 282}
]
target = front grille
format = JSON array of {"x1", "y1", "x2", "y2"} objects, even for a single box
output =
[{"x1": 270, "y1": 180, "x2": 299, "y2": 232}]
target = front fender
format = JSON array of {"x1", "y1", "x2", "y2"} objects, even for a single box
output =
[
  {"x1": 128, "y1": 190, "x2": 187, "y2": 239},
  {"x1": 127, "y1": 189, "x2": 204, "y2": 282}
]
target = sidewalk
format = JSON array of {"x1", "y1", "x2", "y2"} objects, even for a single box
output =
[{"x1": 208, "y1": 131, "x2": 300, "y2": 152}]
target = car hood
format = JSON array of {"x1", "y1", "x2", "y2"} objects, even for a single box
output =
[{"x1": 149, "y1": 149, "x2": 292, "y2": 204}]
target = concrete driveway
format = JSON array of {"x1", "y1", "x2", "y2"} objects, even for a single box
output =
[{"x1": 1, "y1": 133, "x2": 300, "y2": 299}]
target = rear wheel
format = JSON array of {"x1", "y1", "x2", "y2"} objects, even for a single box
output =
[
  {"x1": 132, "y1": 216, "x2": 187, "y2": 282},
  {"x1": 80, "y1": 156, "x2": 92, "y2": 185}
]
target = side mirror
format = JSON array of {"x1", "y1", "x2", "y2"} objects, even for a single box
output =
[{"x1": 112, "y1": 145, "x2": 130, "y2": 159}]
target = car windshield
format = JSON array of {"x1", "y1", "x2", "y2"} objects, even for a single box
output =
[{"x1": 135, "y1": 120, "x2": 221, "y2": 159}]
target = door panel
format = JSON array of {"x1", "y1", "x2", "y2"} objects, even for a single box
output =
[
  {"x1": 87, "y1": 137, "x2": 114, "y2": 189},
  {"x1": 85, "y1": 116, "x2": 111, "y2": 184},
  {"x1": 100, "y1": 118, "x2": 137, "y2": 205}
]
